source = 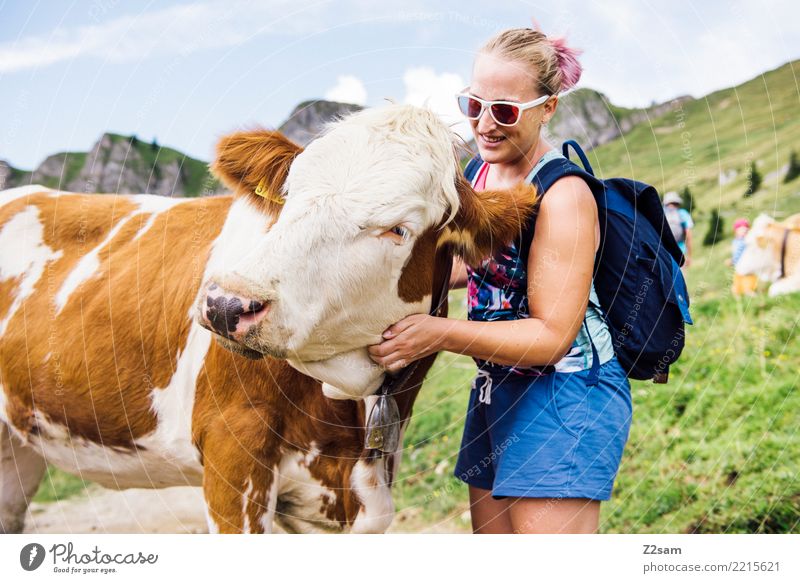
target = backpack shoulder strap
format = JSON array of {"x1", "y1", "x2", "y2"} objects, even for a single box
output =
[
  {"x1": 562, "y1": 140, "x2": 595, "y2": 175},
  {"x1": 531, "y1": 157, "x2": 599, "y2": 194},
  {"x1": 518, "y1": 157, "x2": 601, "y2": 266}
]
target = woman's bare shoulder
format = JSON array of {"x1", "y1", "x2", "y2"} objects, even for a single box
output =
[{"x1": 537, "y1": 175, "x2": 596, "y2": 218}]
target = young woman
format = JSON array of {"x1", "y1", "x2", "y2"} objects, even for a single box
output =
[{"x1": 368, "y1": 28, "x2": 632, "y2": 534}]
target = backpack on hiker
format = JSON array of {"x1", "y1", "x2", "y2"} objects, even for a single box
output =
[{"x1": 463, "y1": 140, "x2": 693, "y2": 383}]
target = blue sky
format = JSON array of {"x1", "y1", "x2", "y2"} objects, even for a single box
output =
[{"x1": 1, "y1": 0, "x2": 798, "y2": 169}]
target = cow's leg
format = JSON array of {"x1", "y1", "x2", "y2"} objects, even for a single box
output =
[
  {"x1": 201, "y1": 409, "x2": 278, "y2": 534},
  {"x1": 349, "y1": 456, "x2": 395, "y2": 533},
  {"x1": 0, "y1": 422, "x2": 47, "y2": 533}
]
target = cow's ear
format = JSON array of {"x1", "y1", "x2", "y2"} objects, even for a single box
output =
[
  {"x1": 211, "y1": 129, "x2": 303, "y2": 212},
  {"x1": 438, "y1": 175, "x2": 539, "y2": 265}
]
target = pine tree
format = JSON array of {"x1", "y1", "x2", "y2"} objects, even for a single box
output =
[
  {"x1": 151, "y1": 137, "x2": 159, "y2": 152},
  {"x1": 785, "y1": 150, "x2": 800, "y2": 183},
  {"x1": 703, "y1": 208, "x2": 725, "y2": 247},
  {"x1": 744, "y1": 161, "x2": 762, "y2": 197},
  {"x1": 681, "y1": 186, "x2": 695, "y2": 213}
]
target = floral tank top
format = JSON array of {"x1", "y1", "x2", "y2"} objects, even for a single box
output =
[{"x1": 466, "y1": 150, "x2": 616, "y2": 377}]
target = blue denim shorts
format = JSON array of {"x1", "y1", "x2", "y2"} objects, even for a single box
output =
[{"x1": 453, "y1": 356, "x2": 633, "y2": 501}]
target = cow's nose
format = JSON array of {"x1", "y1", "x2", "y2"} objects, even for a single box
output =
[{"x1": 200, "y1": 282, "x2": 270, "y2": 339}]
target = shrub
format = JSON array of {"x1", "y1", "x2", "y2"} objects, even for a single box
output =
[
  {"x1": 681, "y1": 186, "x2": 696, "y2": 213},
  {"x1": 784, "y1": 150, "x2": 800, "y2": 183},
  {"x1": 703, "y1": 208, "x2": 725, "y2": 247},
  {"x1": 744, "y1": 161, "x2": 762, "y2": 197}
]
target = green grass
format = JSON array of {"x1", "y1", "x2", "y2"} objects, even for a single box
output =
[
  {"x1": 33, "y1": 466, "x2": 89, "y2": 503},
  {"x1": 605, "y1": 290, "x2": 800, "y2": 533}
]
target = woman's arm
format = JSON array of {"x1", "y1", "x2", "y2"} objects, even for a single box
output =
[{"x1": 369, "y1": 176, "x2": 598, "y2": 371}]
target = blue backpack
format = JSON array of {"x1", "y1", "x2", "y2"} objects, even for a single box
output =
[{"x1": 464, "y1": 140, "x2": 693, "y2": 383}]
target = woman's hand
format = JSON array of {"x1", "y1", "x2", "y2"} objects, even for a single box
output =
[{"x1": 367, "y1": 314, "x2": 449, "y2": 372}]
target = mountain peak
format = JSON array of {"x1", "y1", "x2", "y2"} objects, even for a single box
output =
[{"x1": 278, "y1": 99, "x2": 364, "y2": 146}]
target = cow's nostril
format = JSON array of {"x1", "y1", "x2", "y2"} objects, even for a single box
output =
[
  {"x1": 202, "y1": 282, "x2": 270, "y2": 339},
  {"x1": 205, "y1": 295, "x2": 246, "y2": 337}
]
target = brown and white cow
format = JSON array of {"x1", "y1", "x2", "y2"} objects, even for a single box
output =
[
  {"x1": 735, "y1": 213, "x2": 800, "y2": 297},
  {"x1": 0, "y1": 104, "x2": 536, "y2": 534}
]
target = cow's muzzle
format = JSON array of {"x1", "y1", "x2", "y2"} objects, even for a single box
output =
[{"x1": 198, "y1": 281, "x2": 271, "y2": 342}]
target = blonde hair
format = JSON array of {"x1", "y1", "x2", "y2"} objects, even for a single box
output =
[{"x1": 480, "y1": 28, "x2": 582, "y2": 96}]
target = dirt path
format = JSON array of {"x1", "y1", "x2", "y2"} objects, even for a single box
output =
[
  {"x1": 24, "y1": 486, "x2": 209, "y2": 534},
  {"x1": 23, "y1": 487, "x2": 470, "y2": 534}
]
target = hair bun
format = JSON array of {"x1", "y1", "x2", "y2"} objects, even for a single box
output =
[{"x1": 549, "y1": 36, "x2": 583, "y2": 92}]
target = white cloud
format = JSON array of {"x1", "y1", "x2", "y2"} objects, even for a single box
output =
[
  {"x1": 402, "y1": 66, "x2": 471, "y2": 140},
  {"x1": 0, "y1": 0, "x2": 437, "y2": 75},
  {"x1": 574, "y1": 0, "x2": 800, "y2": 106},
  {"x1": 324, "y1": 75, "x2": 368, "y2": 105},
  {"x1": 0, "y1": 0, "x2": 318, "y2": 74}
]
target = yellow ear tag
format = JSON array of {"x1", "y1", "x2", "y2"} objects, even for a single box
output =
[{"x1": 254, "y1": 178, "x2": 285, "y2": 205}]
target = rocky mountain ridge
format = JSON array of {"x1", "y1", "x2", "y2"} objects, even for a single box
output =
[{"x1": 0, "y1": 90, "x2": 692, "y2": 195}]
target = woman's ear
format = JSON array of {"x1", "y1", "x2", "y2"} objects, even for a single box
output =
[
  {"x1": 211, "y1": 129, "x2": 303, "y2": 213},
  {"x1": 542, "y1": 95, "x2": 558, "y2": 124},
  {"x1": 438, "y1": 175, "x2": 539, "y2": 265}
]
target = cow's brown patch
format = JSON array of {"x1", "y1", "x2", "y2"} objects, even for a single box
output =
[
  {"x1": 397, "y1": 228, "x2": 439, "y2": 303},
  {"x1": 194, "y1": 344, "x2": 367, "y2": 531},
  {"x1": 0, "y1": 192, "x2": 230, "y2": 448},
  {"x1": 201, "y1": 404, "x2": 275, "y2": 533}
]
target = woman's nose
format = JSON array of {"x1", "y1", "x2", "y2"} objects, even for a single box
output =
[{"x1": 475, "y1": 108, "x2": 497, "y2": 133}]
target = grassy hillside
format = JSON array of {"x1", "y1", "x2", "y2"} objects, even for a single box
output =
[{"x1": 587, "y1": 61, "x2": 800, "y2": 223}]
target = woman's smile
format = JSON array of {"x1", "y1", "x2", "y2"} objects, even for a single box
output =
[{"x1": 478, "y1": 132, "x2": 507, "y2": 147}]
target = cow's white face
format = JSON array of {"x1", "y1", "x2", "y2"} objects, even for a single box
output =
[
  {"x1": 252, "y1": 116, "x2": 455, "y2": 355},
  {"x1": 735, "y1": 214, "x2": 782, "y2": 282},
  {"x1": 198, "y1": 105, "x2": 537, "y2": 399}
]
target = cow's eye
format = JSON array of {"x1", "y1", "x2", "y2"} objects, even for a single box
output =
[
  {"x1": 391, "y1": 226, "x2": 410, "y2": 240},
  {"x1": 379, "y1": 225, "x2": 412, "y2": 244}
]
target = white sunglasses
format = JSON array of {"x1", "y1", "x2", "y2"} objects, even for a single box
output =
[{"x1": 455, "y1": 89, "x2": 551, "y2": 127}]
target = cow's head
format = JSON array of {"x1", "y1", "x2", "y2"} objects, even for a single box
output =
[
  {"x1": 735, "y1": 213, "x2": 785, "y2": 282},
  {"x1": 197, "y1": 104, "x2": 536, "y2": 399}
]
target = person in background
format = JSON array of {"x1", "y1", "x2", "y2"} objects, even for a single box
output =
[
  {"x1": 663, "y1": 191, "x2": 694, "y2": 268},
  {"x1": 728, "y1": 218, "x2": 758, "y2": 296}
]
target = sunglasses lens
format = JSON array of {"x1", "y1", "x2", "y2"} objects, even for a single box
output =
[
  {"x1": 458, "y1": 95, "x2": 483, "y2": 119},
  {"x1": 490, "y1": 103, "x2": 520, "y2": 125}
]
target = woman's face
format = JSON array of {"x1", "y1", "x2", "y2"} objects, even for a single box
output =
[{"x1": 469, "y1": 52, "x2": 556, "y2": 165}]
